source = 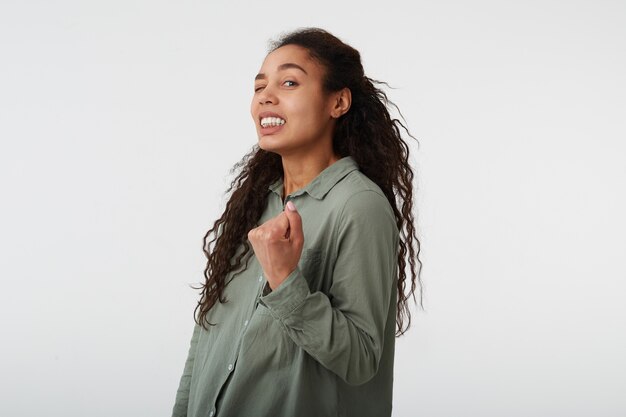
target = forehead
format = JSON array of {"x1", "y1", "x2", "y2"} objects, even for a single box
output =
[{"x1": 258, "y1": 44, "x2": 320, "y2": 75}]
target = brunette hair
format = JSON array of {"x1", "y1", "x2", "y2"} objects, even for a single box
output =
[{"x1": 192, "y1": 27, "x2": 423, "y2": 336}]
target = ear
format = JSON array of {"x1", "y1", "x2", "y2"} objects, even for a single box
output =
[{"x1": 330, "y1": 87, "x2": 352, "y2": 119}]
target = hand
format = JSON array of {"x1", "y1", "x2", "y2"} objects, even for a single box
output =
[{"x1": 248, "y1": 201, "x2": 304, "y2": 291}]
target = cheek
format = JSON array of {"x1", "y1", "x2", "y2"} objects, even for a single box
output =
[
  {"x1": 250, "y1": 101, "x2": 258, "y2": 124},
  {"x1": 288, "y1": 99, "x2": 326, "y2": 127}
]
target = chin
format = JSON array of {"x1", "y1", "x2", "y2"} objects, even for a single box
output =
[{"x1": 257, "y1": 136, "x2": 283, "y2": 154}]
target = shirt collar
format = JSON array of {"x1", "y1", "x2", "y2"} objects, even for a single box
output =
[{"x1": 268, "y1": 155, "x2": 359, "y2": 200}]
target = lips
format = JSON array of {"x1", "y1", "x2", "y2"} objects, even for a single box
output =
[
  {"x1": 258, "y1": 111, "x2": 286, "y2": 123},
  {"x1": 259, "y1": 122, "x2": 285, "y2": 135}
]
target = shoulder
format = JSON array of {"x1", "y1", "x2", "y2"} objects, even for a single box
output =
[
  {"x1": 331, "y1": 169, "x2": 390, "y2": 209},
  {"x1": 339, "y1": 169, "x2": 386, "y2": 196},
  {"x1": 329, "y1": 170, "x2": 398, "y2": 235}
]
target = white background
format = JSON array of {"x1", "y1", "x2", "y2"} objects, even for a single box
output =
[{"x1": 1, "y1": 1, "x2": 625, "y2": 416}]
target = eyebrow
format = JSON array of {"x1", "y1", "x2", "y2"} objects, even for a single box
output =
[{"x1": 255, "y1": 63, "x2": 308, "y2": 80}]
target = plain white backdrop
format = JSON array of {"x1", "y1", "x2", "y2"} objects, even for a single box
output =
[{"x1": 1, "y1": 1, "x2": 624, "y2": 416}]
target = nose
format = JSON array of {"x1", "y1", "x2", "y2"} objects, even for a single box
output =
[{"x1": 257, "y1": 84, "x2": 277, "y2": 105}]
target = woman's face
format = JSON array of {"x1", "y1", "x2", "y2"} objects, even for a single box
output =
[{"x1": 250, "y1": 44, "x2": 337, "y2": 157}]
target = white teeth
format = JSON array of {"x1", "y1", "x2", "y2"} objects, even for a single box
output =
[{"x1": 260, "y1": 117, "x2": 285, "y2": 127}]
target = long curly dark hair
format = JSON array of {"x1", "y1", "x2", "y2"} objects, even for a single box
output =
[{"x1": 192, "y1": 27, "x2": 423, "y2": 336}]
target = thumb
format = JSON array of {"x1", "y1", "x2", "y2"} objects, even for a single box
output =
[{"x1": 284, "y1": 201, "x2": 303, "y2": 243}]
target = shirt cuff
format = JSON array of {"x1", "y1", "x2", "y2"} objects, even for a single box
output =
[{"x1": 258, "y1": 266, "x2": 310, "y2": 320}]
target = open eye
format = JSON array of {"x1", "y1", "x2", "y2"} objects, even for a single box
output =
[{"x1": 284, "y1": 80, "x2": 298, "y2": 87}]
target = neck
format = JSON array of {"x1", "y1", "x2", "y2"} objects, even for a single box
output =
[{"x1": 281, "y1": 152, "x2": 341, "y2": 200}]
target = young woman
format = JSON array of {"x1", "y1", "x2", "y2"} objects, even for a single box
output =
[{"x1": 172, "y1": 27, "x2": 422, "y2": 417}]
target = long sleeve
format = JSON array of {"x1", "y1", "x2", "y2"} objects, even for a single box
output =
[
  {"x1": 172, "y1": 323, "x2": 201, "y2": 417},
  {"x1": 258, "y1": 190, "x2": 399, "y2": 386}
]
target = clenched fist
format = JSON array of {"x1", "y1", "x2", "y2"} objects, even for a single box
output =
[{"x1": 248, "y1": 200, "x2": 304, "y2": 291}]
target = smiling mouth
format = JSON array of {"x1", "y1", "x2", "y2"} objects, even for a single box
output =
[
  {"x1": 259, "y1": 117, "x2": 286, "y2": 128},
  {"x1": 259, "y1": 123, "x2": 285, "y2": 135}
]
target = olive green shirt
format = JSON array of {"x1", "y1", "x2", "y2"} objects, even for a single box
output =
[{"x1": 172, "y1": 155, "x2": 400, "y2": 417}]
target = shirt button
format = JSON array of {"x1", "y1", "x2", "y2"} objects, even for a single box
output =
[
  {"x1": 209, "y1": 412, "x2": 214, "y2": 417},
  {"x1": 228, "y1": 363, "x2": 233, "y2": 371},
  {"x1": 244, "y1": 320, "x2": 249, "y2": 327},
  {"x1": 258, "y1": 275, "x2": 263, "y2": 282}
]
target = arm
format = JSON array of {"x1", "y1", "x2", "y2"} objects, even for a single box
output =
[
  {"x1": 258, "y1": 190, "x2": 399, "y2": 386},
  {"x1": 171, "y1": 323, "x2": 201, "y2": 417}
]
